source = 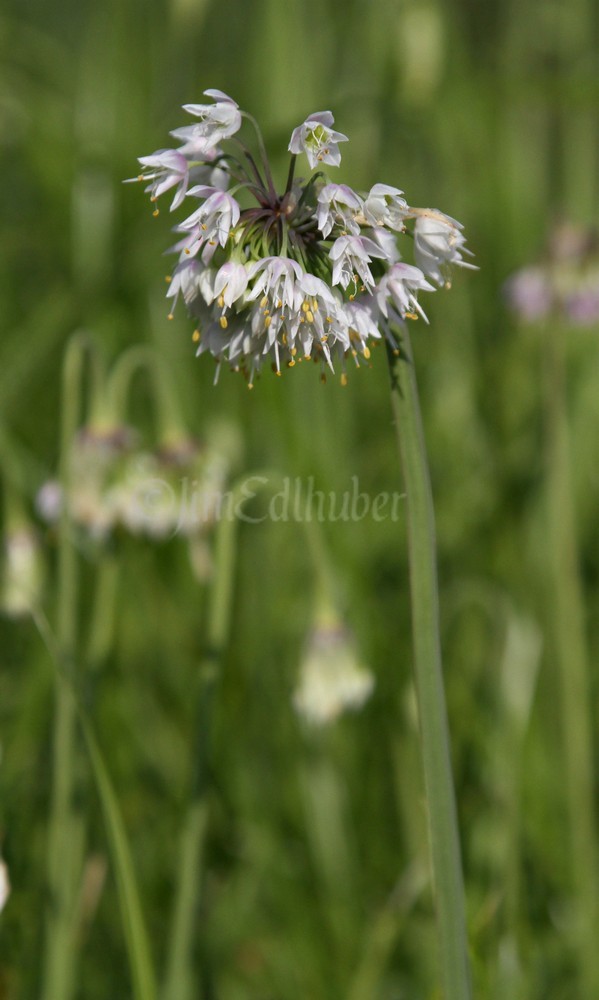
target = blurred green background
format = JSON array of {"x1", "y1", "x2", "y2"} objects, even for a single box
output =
[{"x1": 1, "y1": 0, "x2": 599, "y2": 997}]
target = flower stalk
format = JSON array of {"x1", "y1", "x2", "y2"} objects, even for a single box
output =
[
  {"x1": 42, "y1": 334, "x2": 94, "y2": 1000},
  {"x1": 387, "y1": 332, "x2": 472, "y2": 1000},
  {"x1": 543, "y1": 321, "x2": 599, "y2": 997}
]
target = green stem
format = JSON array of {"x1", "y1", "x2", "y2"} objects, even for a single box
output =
[
  {"x1": 162, "y1": 486, "x2": 240, "y2": 1000},
  {"x1": 42, "y1": 333, "x2": 95, "y2": 1000},
  {"x1": 386, "y1": 334, "x2": 472, "y2": 1000},
  {"x1": 33, "y1": 605, "x2": 157, "y2": 1000},
  {"x1": 543, "y1": 322, "x2": 599, "y2": 997},
  {"x1": 106, "y1": 346, "x2": 186, "y2": 444}
]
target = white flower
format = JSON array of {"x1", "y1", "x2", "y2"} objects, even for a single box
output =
[
  {"x1": 369, "y1": 226, "x2": 401, "y2": 264},
  {"x1": 343, "y1": 299, "x2": 382, "y2": 357},
  {"x1": 1, "y1": 528, "x2": 43, "y2": 618},
  {"x1": 180, "y1": 188, "x2": 241, "y2": 253},
  {"x1": 0, "y1": 857, "x2": 10, "y2": 914},
  {"x1": 130, "y1": 149, "x2": 190, "y2": 210},
  {"x1": 363, "y1": 183, "x2": 408, "y2": 231},
  {"x1": 214, "y1": 261, "x2": 250, "y2": 308},
  {"x1": 293, "y1": 621, "x2": 374, "y2": 726},
  {"x1": 290, "y1": 272, "x2": 350, "y2": 366},
  {"x1": 316, "y1": 183, "x2": 363, "y2": 238},
  {"x1": 412, "y1": 209, "x2": 477, "y2": 286},
  {"x1": 329, "y1": 234, "x2": 388, "y2": 292},
  {"x1": 247, "y1": 256, "x2": 304, "y2": 310},
  {"x1": 171, "y1": 89, "x2": 241, "y2": 151},
  {"x1": 376, "y1": 262, "x2": 435, "y2": 322},
  {"x1": 288, "y1": 111, "x2": 349, "y2": 169},
  {"x1": 167, "y1": 258, "x2": 206, "y2": 315}
]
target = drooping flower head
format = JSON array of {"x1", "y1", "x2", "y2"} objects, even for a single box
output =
[{"x1": 128, "y1": 94, "x2": 476, "y2": 386}]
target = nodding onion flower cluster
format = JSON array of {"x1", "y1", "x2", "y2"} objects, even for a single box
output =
[{"x1": 129, "y1": 89, "x2": 476, "y2": 387}]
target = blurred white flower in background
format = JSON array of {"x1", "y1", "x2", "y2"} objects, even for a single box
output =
[{"x1": 293, "y1": 616, "x2": 374, "y2": 726}]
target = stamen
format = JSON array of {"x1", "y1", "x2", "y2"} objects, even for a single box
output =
[
  {"x1": 340, "y1": 373, "x2": 348, "y2": 387},
  {"x1": 192, "y1": 330, "x2": 201, "y2": 342},
  {"x1": 167, "y1": 313, "x2": 174, "y2": 321},
  {"x1": 219, "y1": 316, "x2": 228, "y2": 329}
]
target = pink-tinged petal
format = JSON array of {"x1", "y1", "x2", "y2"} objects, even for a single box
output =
[{"x1": 203, "y1": 88, "x2": 238, "y2": 105}]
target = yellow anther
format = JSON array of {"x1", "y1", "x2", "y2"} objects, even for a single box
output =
[
  {"x1": 209, "y1": 240, "x2": 216, "y2": 246},
  {"x1": 363, "y1": 346, "x2": 371, "y2": 360},
  {"x1": 320, "y1": 372, "x2": 327, "y2": 383},
  {"x1": 340, "y1": 373, "x2": 348, "y2": 386},
  {"x1": 153, "y1": 208, "x2": 160, "y2": 217},
  {"x1": 201, "y1": 223, "x2": 207, "y2": 231},
  {"x1": 349, "y1": 293, "x2": 355, "y2": 301},
  {"x1": 393, "y1": 348, "x2": 400, "y2": 356},
  {"x1": 306, "y1": 310, "x2": 314, "y2": 323},
  {"x1": 150, "y1": 195, "x2": 157, "y2": 203},
  {"x1": 304, "y1": 354, "x2": 311, "y2": 360},
  {"x1": 302, "y1": 300, "x2": 310, "y2": 313},
  {"x1": 288, "y1": 359, "x2": 296, "y2": 367},
  {"x1": 282, "y1": 333, "x2": 287, "y2": 345},
  {"x1": 165, "y1": 275, "x2": 172, "y2": 283},
  {"x1": 260, "y1": 295, "x2": 268, "y2": 308},
  {"x1": 312, "y1": 299, "x2": 319, "y2": 311},
  {"x1": 218, "y1": 295, "x2": 225, "y2": 308},
  {"x1": 277, "y1": 299, "x2": 283, "y2": 308},
  {"x1": 248, "y1": 382, "x2": 254, "y2": 390},
  {"x1": 276, "y1": 370, "x2": 282, "y2": 376},
  {"x1": 219, "y1": 316, "x2": 228, "y2": 329},
  {"x1": 264, "y1": 316, "x2": 271, "y2": 328},
  {"x1": 184, "y1": 248, "x2": 191, "y2": 255},
  {"x1": 326, "y1": 316, "x2": 333, "y2": 324},
  {"x1": 351, "y1": 349, "x2": 358, "y2": 357},
  {"x1": 405, "y1": 311, "x2": 418, "y2": 321},
  {"x1": 192, "y1": 330, "x2": 201, "y2": 342},
  {"x1": 320, "y1": 335, "x2": 328, "y2": 344},
  {"x1": 137, "y1": 175, "x2": 143, "y2": 182},
  {"x1": 167, "y1": 313, "x2": 174, "y2": 321},
  {"x1": 291, "y1": 347, "x2": 297, "y2": 356}
]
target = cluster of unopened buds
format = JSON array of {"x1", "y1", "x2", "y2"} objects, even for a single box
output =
[
  {"x1": 505, "y1": 222, "x2": 599, "y2": 326},
  {"x1": 129, "y1": 89, "x2": 476, "y2": 387},
  {"x1": 36, "y1": 425, "x2": 234, "y2": 546}
]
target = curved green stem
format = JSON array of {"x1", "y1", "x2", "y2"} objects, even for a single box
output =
[
  {"x1": 543, "y1": 322, "x2": 599, "y2": 996},
  {"x1": 33, "y1": 605, "x2": 157, "y2": 1000},
  {"x1": 42, "y1": 332, "x2": 97, "y2": 1000},
  {"x1": 386, "y1": 334, "x2": 472, "y2": 1000},
  {"x1": 106, "y1": 346, "x2": 186, "y2": 444}
]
